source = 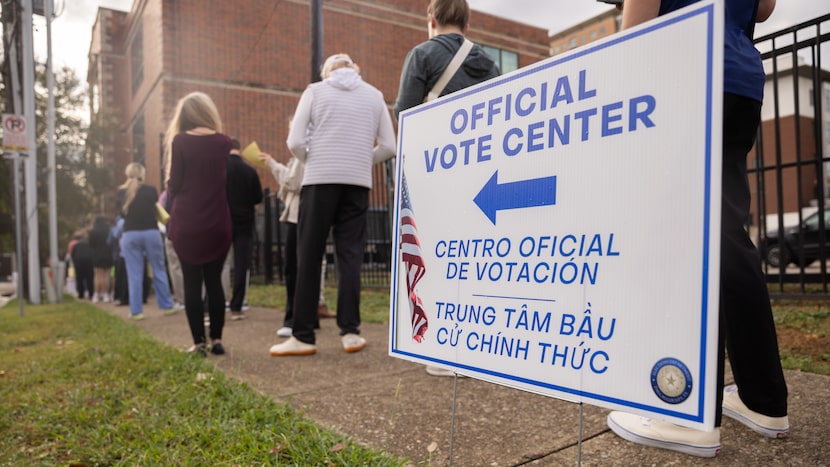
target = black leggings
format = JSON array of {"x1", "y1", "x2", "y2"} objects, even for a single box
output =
[{"x1": 181, "y1": 256, "x2": 226, "y2": 345}]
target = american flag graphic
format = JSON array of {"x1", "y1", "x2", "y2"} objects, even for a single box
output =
[{"x1": 400, "y1": 173, "x2": 428, "y2": 343}]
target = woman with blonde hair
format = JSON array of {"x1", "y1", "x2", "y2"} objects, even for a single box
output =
[
  {"x1": 164, "y1": 91, "x2": 233, "y2": 356},
  {"x1": 116, "y1": 162, "x2": 174, "y2": 319}
]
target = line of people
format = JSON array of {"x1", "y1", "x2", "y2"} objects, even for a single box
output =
[{"x1": 72, "y1": 0, "x2": 788, "y2": 461}]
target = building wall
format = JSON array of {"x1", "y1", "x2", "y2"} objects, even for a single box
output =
[
  {"x1": 549, "y1": 8, "x2": 620, "y2": 57},
  {"x1": 761, "y1": 71, "x2": 818, "y2": 121},
  {"x1": 749, "y1": 115, "x2": 819, "y2": 222},
  {"x1": 87, "y1": 8, "x2": 131, "y2": 214},
  {"x1": 88, "y1": 0, "x2": 551, "y2": 194}
]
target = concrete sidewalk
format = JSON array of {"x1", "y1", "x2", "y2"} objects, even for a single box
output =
[{"x1": 100, "y1": 300, "x2": 829, "y2": 466}]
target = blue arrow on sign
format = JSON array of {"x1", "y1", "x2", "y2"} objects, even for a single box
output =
[{"x1": 473, "y1": 171, "x2": 557, "y2": 225}]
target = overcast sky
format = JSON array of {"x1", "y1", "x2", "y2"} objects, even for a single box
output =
[{"x1": 35, "y1": 0, "x2": 829, "y2": 81}]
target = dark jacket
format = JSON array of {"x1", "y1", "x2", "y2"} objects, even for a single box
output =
[
  {"x1": 71, "y1": 239, "x2": 94, "y2": 269},
  {"x1": 88, "y1": 218, "x2": 113, "y2": 268},
  {"x1": 117, "y1": 185, "x2": 159, "y2": 232},
  {"x1": 394, "y1": 33, "x2": 500, "y2": 119},
  {"x1": 226, "y1": 153, "x2": 263, "y2": 231}
]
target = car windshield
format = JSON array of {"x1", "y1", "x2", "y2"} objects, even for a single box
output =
[{"x1": 803, "y1": 208, "x2": 830, "y2": 230}]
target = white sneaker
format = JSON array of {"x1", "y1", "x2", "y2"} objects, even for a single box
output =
[
  {"x1": 276, "y1": 327, "x2": 292, "y2": 337},
  {"x1": 341, "y1": 333, "x2": 366, "y2": 353},
  {"x1": 270, "y1": 337, "x2": 317, "y2": 356},
  {"x1": 425, "y1": 365, "x2": 466, "y2": 377},
  {"x1": 722, "y1": 385, "x2": 789, "y2": 438},
  {"x1": 92, "y1": 294, "x2": 100, "y2": 304},
  {"x1": 607, "y1": 411, "x2": 720, "y2": 458},
  {"x1": 174, "y1": 302, "x2": 186, "y2": 310},
  {"x1": 102, "y1": 293, "x2": 111, "y2": 303}
]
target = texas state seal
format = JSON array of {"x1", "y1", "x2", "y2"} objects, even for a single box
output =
[{"x1": 650, "y1": 357, "x2": 693, "y2": 404}]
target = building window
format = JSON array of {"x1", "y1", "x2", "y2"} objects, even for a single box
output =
[
  {"x1": 131, "y1": 25, "x2": 143, "y2": 94},
  {"x1": 132, "y1": 114, "x2": 145, "y2": 165},
  {"x1": 481, "y1": 45, "x2": 519, "y2": 74},
  {"x1": 570, "y1": 38, "x2": 578, "y2": 48}
]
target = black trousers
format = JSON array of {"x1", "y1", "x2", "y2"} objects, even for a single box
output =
[
  {"x1": 75, "y1": 262, "x2": 94, "y2": 299},
  {"x1": 282, "y1": 222, "x2": 298, "y2": 327},
  {"x1": 714, "y1": 93, "x2": 788, "y2": 425},
  {"x1": 181, "y1": 256, "x2": 226, "y2": 345},
  {"x1": 229, "y1": 226, "x2": 254, "y2": 312},
  {"x1": 292, "y1": 184, "x2": 367, "y2": 344}
]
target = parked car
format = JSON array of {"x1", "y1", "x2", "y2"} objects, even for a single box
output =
[{"x1": 762, "y1": 207, "x2": 830, "y2": 267}]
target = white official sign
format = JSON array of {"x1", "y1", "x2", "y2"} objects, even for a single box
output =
[{"x1": 390, "y1": 1, "x2": 724, "y2": 430}]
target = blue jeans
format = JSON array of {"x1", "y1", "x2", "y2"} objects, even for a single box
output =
[{"x1": 120, "y1": 229, "x2": 174, "y2": 316}]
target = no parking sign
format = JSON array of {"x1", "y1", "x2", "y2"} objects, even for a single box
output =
[
  {"x1": 390, "y1": 0, "x2": 724, "y2": 430},
  {"x1": 2, "y1": 114, "x2": 29, "y2": 152}
]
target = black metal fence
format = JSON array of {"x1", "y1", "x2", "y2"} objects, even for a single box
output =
[
  {"x1": 252, "y1": 160, "x2": 396, "y2": 289},
  {"x1": 752, "y1": 13, "x2": 830, "y2": 298}
]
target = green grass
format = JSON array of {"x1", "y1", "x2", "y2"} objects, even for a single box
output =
[
  {"x1": 0, "y1": 300, "x2": 405, "y2": 466},
  {"x1": 771, "y1": 300, "x2": 830, "y2": 375},
  {"x1": 246, "y1": 283, "x2": 392, "y2": 324}
]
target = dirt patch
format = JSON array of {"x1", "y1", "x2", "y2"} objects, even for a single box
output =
[{"x1": 778, "y1": 327, "x2": 830, "y2": 357}]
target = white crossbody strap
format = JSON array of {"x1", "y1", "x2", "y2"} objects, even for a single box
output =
[{"x1": 425, "y1": 38, "x2": 474, "y2": 103}]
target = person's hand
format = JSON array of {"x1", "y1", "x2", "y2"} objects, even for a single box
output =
[{"x1": 259, "y1": 152, "x2": 273, "y2": 165}]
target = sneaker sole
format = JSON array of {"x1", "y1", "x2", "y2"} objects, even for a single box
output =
[
  {"x1": 607, "y1": 414, "x2": 720, "y2": 458},
  {"x1": 343, "y1": 343, "x2": 366, "y2": 353},
  {"x1": 722, "y1": 406, "x2": 789, "y2": 439},
  {"x1": 270, "y1": 349, "x2": 316, "y2": 356}
]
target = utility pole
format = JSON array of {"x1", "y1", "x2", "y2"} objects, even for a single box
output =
[
  {"x1": 3, "y1": 0, "x2": 25, "y2": 316},
  {"x1": 22, "y1": 0, "x2": 42, "y2": 303},
  {"x1": 45, "y1": 0, "x2": 62, "y2": 302},
  {"x1": 310, "y1": 0, "x2": 322, "y2": 83}
]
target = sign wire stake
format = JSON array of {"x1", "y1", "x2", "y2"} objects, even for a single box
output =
[
  {"x1": 577, "y1": 402, "x2": 584, "y2": 466},
  {"x1": 448, "y1": 373, "x2": 459, "y2": 467}
]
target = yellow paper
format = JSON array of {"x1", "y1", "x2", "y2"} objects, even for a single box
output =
[
  {"x1": 241, "y1": 141, "x2": 266, "y2": 168},
  {"x1": 155, "y1": 202, "x2": 170, "y2": 225}
]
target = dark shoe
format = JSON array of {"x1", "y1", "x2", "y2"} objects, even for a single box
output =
[
  {"x1": 210, "y1": 342, "x2": 225, "y2": 355},
  {"x1": 187, "y1": 345, "x2": 207, "y2": 357},
  {"x1": 317, "y1": 304, "x2": 336, "y2": 319}
]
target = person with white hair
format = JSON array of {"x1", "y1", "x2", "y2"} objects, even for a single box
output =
[{"x1": 269, "y1": 53, "x2": 396, "y2": 356}]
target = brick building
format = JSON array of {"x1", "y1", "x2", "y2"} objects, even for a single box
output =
[
  {"x1": 548, "y1": 7, "x2": 620, "y2": 57},
  {"x1": 749, "y1": 58, "x2": 830, "y2": 221},
  {"x1": 86, "y1": 0, "x2": 550, "y2": 211}
]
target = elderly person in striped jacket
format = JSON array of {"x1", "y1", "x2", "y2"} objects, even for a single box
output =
[{"x1": 270, "y1": 53, "x2": 396, "y2": 357}]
